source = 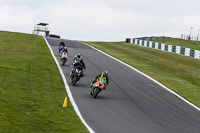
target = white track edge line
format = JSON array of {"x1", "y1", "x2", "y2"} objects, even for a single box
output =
[
  {"x1": 43, "y1": 37, "x2": 95, "y2": 133},
  {"x1": 80, "y1": 41, "x2": 200, "y2": 112}
]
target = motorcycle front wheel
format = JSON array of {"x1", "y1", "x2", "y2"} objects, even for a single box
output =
[
  {"x1": 93, "y1": 88, "x2": 100, "y2": 98},
  {"x1": 62, "y1": 58, "x2": 67, "y2": 66},
  {"x1": 72, "y1": 76, "x2": 78, "y2": 86}
]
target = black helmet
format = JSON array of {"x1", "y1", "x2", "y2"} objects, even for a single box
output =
[
  {"x1": 103, "y1": 71, "x2": 108, "y2": 77},
  {"x1": 60, "y1": 42, "x2": 65, "y2": 47}
]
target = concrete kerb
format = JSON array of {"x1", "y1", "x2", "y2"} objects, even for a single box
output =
[
  {"x1": 80, "y1": 41, "x2": 200, "y2": 112},
  {"x1": 43, "y1": 37, "x2": 95, "y2": 133}
]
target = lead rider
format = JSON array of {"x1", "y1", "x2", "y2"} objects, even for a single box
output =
[{"x1": 90, "y1": 71, "x2": 109, "y2": 94}]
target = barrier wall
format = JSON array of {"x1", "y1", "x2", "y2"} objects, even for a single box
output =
[
  {"x1": 49, "y1": 34, "x2": 60, "y2": 38},
  {"x1": 129, "y1": 38, "x2": 200, "y2": 60}
]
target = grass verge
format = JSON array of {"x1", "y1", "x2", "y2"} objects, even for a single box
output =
[
  {"x1": 84, "y1": 41, "x2": 200, "y2": 108},
  {"x1": 0, "y1": 31, "x2": 88, "y2": 133}
]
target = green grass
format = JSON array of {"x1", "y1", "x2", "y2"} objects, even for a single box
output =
[
  {"x1": 0, "y1": 31, "x2": 88, "y2": 133},
  {"x1": 84, "y1": 41, "x2": 200, "y2": 108},
  {"x1": 154, "y1": 38, "x2": 200, "y2": 50}
]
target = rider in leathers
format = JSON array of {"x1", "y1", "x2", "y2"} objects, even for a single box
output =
[
  {"x1": 70, "y1": 59, "x2": 86, "y2": 78},
  {"x1": 60, "y1": 47, "x2": 69, "y2": 60},
  {"x1": 90, "y1": 71, "x2": 109, "y2": 94}
]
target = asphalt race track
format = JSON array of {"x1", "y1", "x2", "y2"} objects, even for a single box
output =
[{"x1": 45, "y1": 37, "x2": 200, "y2": 133}]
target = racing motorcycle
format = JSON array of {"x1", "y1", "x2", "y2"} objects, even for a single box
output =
[
  {"x1": 60, "y1": 52, "x2": 69, "y2": 66},
  {"x1": 70, "y1": 67, "x2": 83, "y2": 86},
  {"x1": 90, "y1": 78, "x2": 106, "y2": 98}
]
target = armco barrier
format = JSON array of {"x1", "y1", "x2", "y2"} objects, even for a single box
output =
[{"x1": 129, "y1": 38, "x2": 200, "y2": 60}]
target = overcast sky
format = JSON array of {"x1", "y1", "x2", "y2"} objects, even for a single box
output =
[{"x1": 0, "y1": 0, "x2": 200, "y2": 41}]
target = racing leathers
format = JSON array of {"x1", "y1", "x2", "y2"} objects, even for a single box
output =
[
  {"x1": 70, "y1": 61, "x2": 86, "y2": 78},
  {"x1": 91, "y1": 73, "x2": 109, "y2": 94},
  {"x1": 60, "y1": 48, "x2": 69, "y2": 60}
]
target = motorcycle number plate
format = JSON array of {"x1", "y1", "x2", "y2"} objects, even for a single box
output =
[{"x1": 99, "y1": 80, "x2": 104, "y2": 84}]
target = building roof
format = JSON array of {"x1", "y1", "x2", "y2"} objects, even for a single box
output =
[{"x1": 37, "y1": 23, "x2": 49, "y2": 26}]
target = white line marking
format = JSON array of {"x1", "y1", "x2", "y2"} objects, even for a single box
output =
[
  {"x1": 80, "y1": 41, "x2": 200, "y2": 112},
  {"x1": 43, "y1": 37, "x2": 95, "y2": 133}
]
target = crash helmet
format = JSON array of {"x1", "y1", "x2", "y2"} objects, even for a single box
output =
[
  {"x1": 80, "y1": 58, "x2": 83, "y2": 63},
  {"x1": 77, "y1": 53, "x2": 81, "y2": 58},
  {"x1": 64, "y1": 47, "x2": 67, "y2": 50},
  {"x1": 60, "y1": 42, "x2": 65, "y2": 47},
  {"x1": 103, "y1": 71, "x2": 108, "y2": 77}
]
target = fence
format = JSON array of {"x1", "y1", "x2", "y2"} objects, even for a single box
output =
[
  {"x1": 126, "y1": 38, "x2": 200, "y2": 60},
  {"x1": 180, "y1": 34, "x2": 200, "y2": 41}
]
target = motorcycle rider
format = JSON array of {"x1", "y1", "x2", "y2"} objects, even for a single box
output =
[
  {"x1": 60, "y1": 47, "x2": 69, "y2": 60},
  {"x1": 71, "y1": 53, "x2": 82, "y2": 67},
  {"x1": 58, "y1": 42, "x2": 65, "y2": 53},
  {"x1": 70, "y1": 58, "x2": 86, "y2": 78},
  {"x1": 73, "y1": 53, "x2": 82, "y2": 62},
  {"x1": 90, "y1": 71, "x2": 109, "y2": 94},
  {"x1": 60, "y1": 47, "x2": 69, "y2": 55}
]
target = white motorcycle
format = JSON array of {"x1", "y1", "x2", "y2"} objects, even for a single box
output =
[{"x1": 60, "y1": 52, "x2": 69, "y2": 66}]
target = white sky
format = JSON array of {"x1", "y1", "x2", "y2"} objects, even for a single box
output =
[{"x1": 0, "y1": 0, "x2": 200, "y2": 41}]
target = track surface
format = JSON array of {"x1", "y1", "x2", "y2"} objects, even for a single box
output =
[{"x1": 46, "y1": 37, "x2": 200, "y2": 133}]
